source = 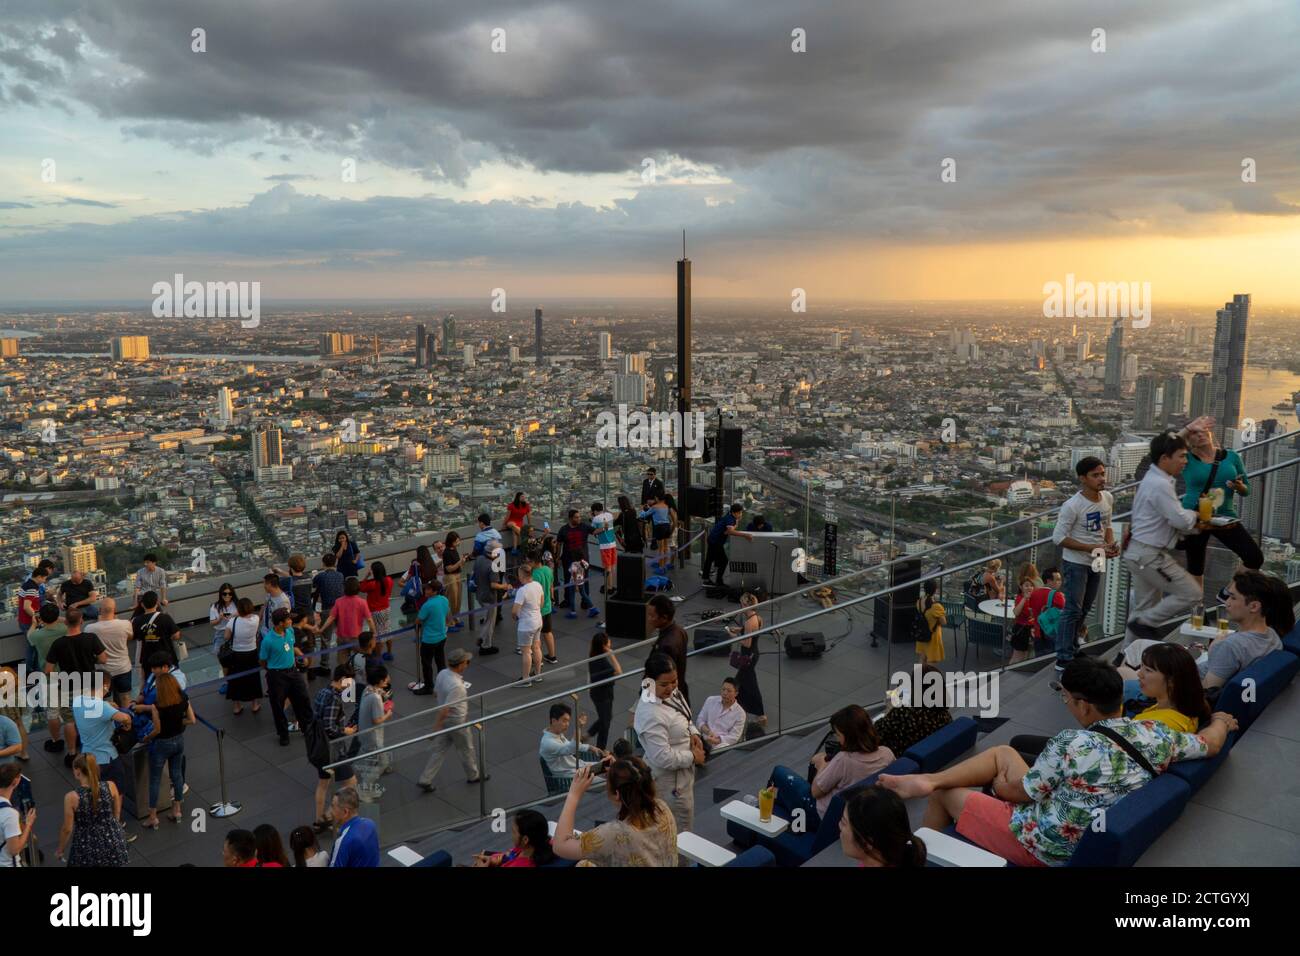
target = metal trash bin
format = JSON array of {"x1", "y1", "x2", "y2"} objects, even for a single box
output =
[{"x1": 127, "y1": 745, "x2": 173, "y2": 820}]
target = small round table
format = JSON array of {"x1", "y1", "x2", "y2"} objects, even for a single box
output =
[{"x1": 978, "y1": 598, "x2": 1017, "y2": 619}]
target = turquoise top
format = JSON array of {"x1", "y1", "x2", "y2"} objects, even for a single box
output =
[{"x1": 1181, "y1": 449, "x2": 1248, "y2": 517}]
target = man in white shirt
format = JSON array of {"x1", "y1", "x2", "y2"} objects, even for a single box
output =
[
  {"x1": 85, "y1": 598, "x2": 135, "y2": 706},
  {"x1": 417, "y1": 649, "x2": 484, "y2": 792},
  {"x1": 539, "y1": 703, "x2": 606, "y2": 780},
  {"x1": 1051, "y1": 456, "x2": 1118, "y2": 675},
  {"x1": 695, "y1": 677, "x2": 747, "y2": 751},
  {"x1": 512, "y1": 562, "x2": 544, "y2": 686},
  {"x1": 1123, "y1": 432, "x2": 1211, "y2": 645}
]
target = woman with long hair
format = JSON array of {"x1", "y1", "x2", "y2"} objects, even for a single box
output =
[
  {"x1": 289, "y1": 825, "x2": 330, "y2": 867},
  {"x1": 1182, "y1": 422, "x2": 1262, "y2": 592},
  {"x1": 209, "y1": 583, "x2": 238, "y2": 655},
  {"x1": 552, "y1": 759, "x2": 677, "y2": 866},
  {"x1": 334, "y1": 529, "x2": 363, "y2": 579},
  {"x1": 0, "y1": 666, "x2": 31, "y2": 762},
  {"x1": 473, "y1": 809, "x2": 556, "y2": 867},
  {"x1": 839, "y1": 786, "x2": 927, "y2": 867},
  {"x1": 442, "y1": 532, "x2": 465, "y2": 632},
  {"x1": 796, "y1": 705, "x2": 895, "y2": 819},
  {"x1": 728, "y1": 591, "x2": 766, "y2": 726},
  {"x1": 254, "y1": 824, "x2": 289, "y2": 867},
  {"x1": 142, "y1": 671, "x2": 194, "y2": 829},
  {"x1": 226, "y1": 597, "x2": 264, "y2": 715},
  {"x1": 586, "y1": 632, "x2": 623, "y2": 750},
  {"x1": 915, "y1": 578, "x2": 947, "y2": 664},
  {"x1": 1009, "y1": 563, "x2": 1044, "y2": 665},
  {"x1": 359, "y1": 561, "x2": 394, "y2": 660},
  {"x1": 615, "y1": 494, "x2": 644, "y2": 555},
  {"x1": 504, "y1": 492, "x2": 532, "y2": 553},
  {"x1": 57, "y1": 754, "x2": 129, "y2": 866},
  {"x1": 1133, "y1": 642, "x2": 1212, "y2": 733}
]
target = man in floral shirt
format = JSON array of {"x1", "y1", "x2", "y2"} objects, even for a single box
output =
[{"x1": 881, "y1": 658, "x2": 1238, "y2": 866}]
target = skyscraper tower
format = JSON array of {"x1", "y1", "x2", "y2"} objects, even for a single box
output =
[
  {"x1": 1163, "y1": 374, "x2": 1186, "y2": 424},
  {"x1": 416, "y1": 324, "x2": 427, "y2": 368},
  {"x1": 599, "y1": 331, "x2": 612, "y2": 361},
  {"x1": 1210, "y1": 293, "x2": 1251, "y2": 441},
  {"x1": 424, "y1": 335, "x2": 436, "y2": 369},
  {"x1": 1134, "y1": 374, "x2": 1160, "y2": 430},
  {"x1": 216, "y1": 387, "x2": 234, "y2": 425},
  {"x1": 1189, "y1": 372, "x2": 1211, "y2": 418},
  {"x1": 463, "y1": 344, "x2": 476, "y2": 368},
  {"x1": 442, "y1": 313, "x2": 456, "y2": 355},
  {"x1": 676, "y1": 235, "x2": 692, "y2": 520},
  {"x1": 252, "y1": 424, "x2": 283, "y2": 470},
  {"x1": 1103, "y1": 318, "x2": 1124, "y2": 398},
  {"x1": 650, "y1": 358, "x2": 674, "y2": 413},
  {"x1": 534, "y1": 307, "x2": 544, "y2": 363}
]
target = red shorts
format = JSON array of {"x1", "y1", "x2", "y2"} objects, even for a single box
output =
[
  {"x1": 600, "y1": 547, "x2": 617, "y2": 571},
  {"x1": 955, "y1": 792, "x2": 1047, "y2": 867}
]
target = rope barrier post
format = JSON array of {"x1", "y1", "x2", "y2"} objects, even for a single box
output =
[
  {"x1": 475, "y1": 721, "x2": 488, "y2": 818},
  {"x1": 207, "y1": 724, "x2": 242, "y2": 819}
]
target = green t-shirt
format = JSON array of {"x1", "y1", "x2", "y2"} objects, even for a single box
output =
[
  {"x1": 531, "y1": 566, "x2": 554, "y2": 616},
  {"x1": 1180, "y1": 449, "x2": 1248, "y2": 517},
  {"x1": 28, "y1": 623, "x2": 69, "y2": 663}
]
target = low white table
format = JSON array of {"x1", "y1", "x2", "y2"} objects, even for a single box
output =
[
  {"x1": 387, "y1": 845, "x2": 425, "y2": 867},
  {"x1": 1179, "y1": 622, "x2": 1230, "y2": 641},
  {"x1": 548, "y1": 821, "x2": 582, "y2": 838},
  {"x1": 677, "y1": 831, "x2": 737, "y2": 867},
  {"x1": 720, "y1": 799, "x2": 789, "y2": 837},
  {"x1": 978, "y1": 599, "x2": 1017, "y2": 619},
  {"x1": 915, "y1": 827, "x2": 1007, "y2": 867}
]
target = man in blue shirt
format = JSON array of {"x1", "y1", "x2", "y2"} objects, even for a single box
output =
[
  {"x1": 704, "y1": 503, "x2": 752, "y2": 588},
  {"x1": 260, "y1": 608, "x2": 313, "y2": 747},
  {"x1": 71, "y1": 678, "x2": 134, "y2": 824},
  {"x1": 329, "y1": 786, "x2": 379, "y2": 867},
  {"x1": 411, "y1": 580, "x2": 451, "y2": 696}
]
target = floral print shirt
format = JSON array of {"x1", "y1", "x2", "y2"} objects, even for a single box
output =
[{"x1": 1012, "y1": 718, "x2": 1208, "y2": 865}]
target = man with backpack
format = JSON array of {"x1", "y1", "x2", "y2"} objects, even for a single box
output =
[{"x1": 1024, "y1": 567, "x2": 1066, "y2": 660}]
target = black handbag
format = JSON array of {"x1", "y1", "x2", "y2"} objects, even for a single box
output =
[{"x1": 217, "y1": 637, "x2": 235, "y2": 670}]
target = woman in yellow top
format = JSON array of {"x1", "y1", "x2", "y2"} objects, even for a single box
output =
[
  {"x1": 1134, "y1": 642, "x2": 1209, "y2": 734},
  {"x1": 915, "y1": 579, "x2": 946, "y2": 664}
]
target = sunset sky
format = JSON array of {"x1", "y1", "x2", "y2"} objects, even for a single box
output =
[{"x1": 2, "y1": 0, "x2": 1298, "y2": 305}]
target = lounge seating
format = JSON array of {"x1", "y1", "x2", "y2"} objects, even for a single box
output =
[
  {"x1": 1212, "y1": 650, "x2": 1300, "y2": 733},
  {"x1": 540, "y1": 757, "x2": 574, "y2": 797},
  {"x1": 902, "y1": 716, "x2": 979, "y2": 772}
]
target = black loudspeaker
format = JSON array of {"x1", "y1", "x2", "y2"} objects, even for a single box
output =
[
  {"x1": 687, "y1": 484, "x2": 721, "y2": 519},
  {"x1": 693, "y1": 628, "x2": 733, "y2": 656},
  {"x1": 871, "y1": 559, "x2": 924, "y2": 643},
  {"x1": 605, "y1": 597, "x2": 649, "y2": 641},
  {"x1": 783, "y1": 632, "x2": 827, "y2": 658},
  {"x1": 719, "y1": 426, "x2": 742, "y2": 468},
  {"x1": 616, "y1": 554, "x2": 645, "y2": 600}
]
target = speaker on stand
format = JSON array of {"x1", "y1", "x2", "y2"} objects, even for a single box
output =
[
  {"x1": 871, "y1": 558, "x2": 922, "y2": 645},
  {"x1": 607, "y1": 552, "x2": 649, "y2": 640}
]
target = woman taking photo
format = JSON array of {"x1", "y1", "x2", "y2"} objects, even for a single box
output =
[
  {"x1": 226, "y1": 597, "x2": 264, "y2": 715},
  {"x1": 473, "y1": 809, "x2": 556, "y2": 867},
  {"x1": 586, "y1": 632, "x2": 623, "y2": 751},
  {"x1": 1181, "y1": 421, "x2": 1262, "y2": 591},
  {"x1": 728, "y1": 591, "x2": 766, "y2": 727},
  {"x1": 915, "y1": 578, "x2": 947, "y2": 664},
  {"x1": 504, "y1": 492, "x2": 531, "y2": 553},
  {"x1": 839, "y1": 786, "x2": 927, "y2": 868},
  {"x1": 442, "y1": 532, "x2": 465, "y2": 633},
  {"x1": 359, "y1": 562, "x2": 394, "y2": 661},
  {"x1": 334, "y1": 530, "x2": 363, "y2": 579},
  {"x1": 142, "y1": 671, "x2": 195, "y2": 829},
  {"x1": 1009, "y1": 563, "x2": 1043, "y2": 665},
  {"x1": 57, "y1": 754, "x2": 129, "y2": 867},
  {"x1": 209, "y1": 583, "x2": 238, "y2": 655},
  {"x1": 552, "y1": 759, "x2": 677, "y2": 866}
]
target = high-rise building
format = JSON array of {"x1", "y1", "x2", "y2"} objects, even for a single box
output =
[
  {"x1": 509, "y1": 345, "x2": 521, "y2": 364},
  {"x1": 1108, "y1": 441, "x2": 1148, "y2": 484},
  {"x1": 216, "y1": 387, "x2": 234, "y2": 425},
  {"x1": 319, "y1": 333, "x2": 354, "y2": 356},
  {"x1": 424, "y1": 336, "x2": 436, "y2": 368},
  {"x1": 1076, "y1": 332, "x2": 1091, "y2": 361},
  {"x1": 1134, "y1": 374, "x2": 1160, "y2": 430},
  {"x1": 613, "y1": 373, "x2": 647, "y2": 405},
  {"x1": 424, "y1": 451, "x2": 462, "y2": 475},
  {"x1": 833, "y1": 331, "x2": 844, "y2": 350},
  {"x1": 1162, "y1": 374, "x2": 1186, "y2": 424},
  {"x1": 622, "y1": 353, "x2": 646, "y2": 375},
  {"x1": 1122, "y1": 353, "x2": 1139, "y2": 383},
  {"x1": 0, "y1": 338, "x2": 18, "y2": 357},
  {"x1": 1189, "y1": 372, "x2": 1211, "y2": 418},
  {"x1": 416, "y1": 324, "x2": 427, "y2": 368},
  {"x1": 1210, "y1": 293, "x2": 1251, "y2": 441},
  {"x1": 534, "y1": 307, "x2": 544, "y2": 362},
  {"x1": 1102, "y1": 521, "x2": 1131, "y2": 636},
  {"x1": 851, "y1": 330, "x2": 864, "y2": 347},
  {"x1": 1103, "y1": 319, "x2": 1124, "y2": 398},
  {"x1": 111, "y1": 336, "x2": 150, "y2": 362},
  {"x1": 252, "y1": 424, "x2": 283, "y2": 470},
  {"x1": 1237, "y1": 419, "x2": 1282, "y2": 533},
  {"x1": 1185, "y1": 327, "x2": 1204, "y2": 347},
  {"x1": 598, "y1": 332, "x2": 612, "y2": 361},
  {"x1": 462, "y1": 344, "x2": 475, "y2": 368},
  {"x1": 442, "y1": 314, "x2": 457, "y2": 354},
  {"x1": 1259, "y1": 435, "x2": 1300, "y2": 543},
  {"x1": 61, "y1": 542, "x2": 98, "y2": 574}
]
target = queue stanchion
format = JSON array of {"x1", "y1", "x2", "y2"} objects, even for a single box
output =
[{"x1": 197, "y1": 713, "x2": 242, "y2": 819}]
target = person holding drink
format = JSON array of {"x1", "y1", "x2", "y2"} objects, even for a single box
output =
[{"x1": 1180, "y1": 420, "x2": 1262, "y2": 597}]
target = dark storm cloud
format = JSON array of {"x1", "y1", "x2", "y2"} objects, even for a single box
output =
[{"x1": 0, "y1": 0, "x2": 1297, "y2": 267}]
